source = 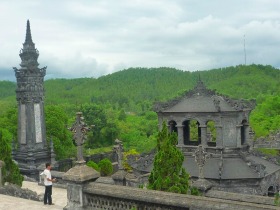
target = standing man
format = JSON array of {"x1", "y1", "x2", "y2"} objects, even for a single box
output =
[{"x1": 43, "y1": 163, "x2": 56, "y2": 205}]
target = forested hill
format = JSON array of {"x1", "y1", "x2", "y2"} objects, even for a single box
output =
[
  {"x1": 0, "y1": 64, "x2": 279, "y2": 152},
  {"x1": 0, "y1": 64, "x2": 279, "y2": 112}
]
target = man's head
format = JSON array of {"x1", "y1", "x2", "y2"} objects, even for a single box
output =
[{"x1": 45, "y1": 163, "x2": 51, "y2": 169}]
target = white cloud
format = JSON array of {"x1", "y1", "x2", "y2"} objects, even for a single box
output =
[{"x1": 0, "y1": 0, "x2": 280, "y2": 81}]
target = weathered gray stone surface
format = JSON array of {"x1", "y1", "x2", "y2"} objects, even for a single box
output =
[
  {"x1": 63, "y1": 164, "x2": 100, "y2": 210},
  {"x1": 0, "y1": 182, "x2": 40, "y2": 201},
  {"x1": 0, "y1": 181, "x2": 67, "y2": 210},
  {"x1": 206, "y1": 190, "x2": 276, "y2": 206},
  {"x1": 192, "y1": 178, "x2": 213, "y2": 192},
  {"x1": 62, "y1": 164, "x2": 100, "y2": 183}
]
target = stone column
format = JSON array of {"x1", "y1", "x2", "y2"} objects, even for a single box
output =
[
  {"x1": 0, "y1": 160, "x2": 4, "y2": 187},
  {"x1": 200, "y1": 126, "x2": 207, "y2": 147},
  {"x1": 176, "y1": 125, "x2": 184, "y2": 146},
  {"x1": 215, "y1": 125, "x2": 223, "y2": 147},
  {"x1": 236, "y1": 125, "x2": 242, "y2": 148}
]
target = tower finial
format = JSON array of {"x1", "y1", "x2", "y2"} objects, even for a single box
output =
[{"x1": 25, "y1": 19, "x2": 33, "y2": 44}]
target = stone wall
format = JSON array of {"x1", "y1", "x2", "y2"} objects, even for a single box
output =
[
  {"x1": 85, "y1": 151, "x2": 117, "y2": 164},
  {"x1": 55, "y1": 151, "x2": 117, "y2": 173}
]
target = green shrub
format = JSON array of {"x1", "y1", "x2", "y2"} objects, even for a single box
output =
[
  {"x1": 190, "y1": 187, "x2": 201, "y2": 196},
  {"x1": 98, "y1": 158, "x2": 113, "y2": 176},
  {"x1": 86, "y1": 160, "x2": 100, "y2": 171}
]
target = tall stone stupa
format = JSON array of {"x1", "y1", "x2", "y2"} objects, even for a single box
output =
[{"x1": 13, "y1": 20, "x2": 50, "y2": 178}]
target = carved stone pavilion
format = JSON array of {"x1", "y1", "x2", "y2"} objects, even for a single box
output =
[
  {"x1": 13, "y1": 20, "x2": 50, "y2": 178},
  {"x1": 149, "y1": 79, "x2": 280, "y2": 195}
]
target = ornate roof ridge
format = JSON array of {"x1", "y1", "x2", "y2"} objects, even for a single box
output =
[{"x1": 154, "y1": 80, "x2": 256, "y2": 112}]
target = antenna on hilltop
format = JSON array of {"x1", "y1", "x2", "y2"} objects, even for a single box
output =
[{"x1": 243, "y1": 34, "x2": 247, "y2": 65}]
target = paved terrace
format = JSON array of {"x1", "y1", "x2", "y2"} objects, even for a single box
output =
[{"x1": 0, "y1": 181, "x2": 67, "y2": 210}]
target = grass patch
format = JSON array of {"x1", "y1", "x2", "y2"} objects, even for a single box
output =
[{"x1": 256, "y1": 148, "x2": 279, "y2": 156}]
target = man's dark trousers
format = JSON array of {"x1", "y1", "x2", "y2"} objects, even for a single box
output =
[{"x1": 44, "y1": 185, "x2": 52, "y2": 204}]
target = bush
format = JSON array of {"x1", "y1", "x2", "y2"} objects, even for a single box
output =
[
  {"x1": 86, "y1": 160, "x2": 100, "y2": 171},
  {"x1": 98, "y1": 158, "x2": 113, "y2": 176},
  {"x1": 190, "y1": 187, "x2": 201, "y2": 196}
]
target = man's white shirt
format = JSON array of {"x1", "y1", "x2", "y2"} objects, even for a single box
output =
[{"x1": 43, "y1": 169, "x2": 52, "y2": 186}]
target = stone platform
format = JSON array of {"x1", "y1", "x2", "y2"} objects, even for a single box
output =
[{"x1": 0, "y1": 181, "x2": 67, "y2": 210}]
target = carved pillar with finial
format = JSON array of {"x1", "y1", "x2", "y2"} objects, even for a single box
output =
[
  {"x1": 112, "y1": 139, "x2": 127, "y2": 186},
  {"x1": 69, "y1": 112, "x2": 90, "y2": 165},
  {"x1": 113, "y1": 139, "x2": 124, "y2": 170},
  {"x1": 63, "y1": 112, "x2": 99, "y2": 210}
]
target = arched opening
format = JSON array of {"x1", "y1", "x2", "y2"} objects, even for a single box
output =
[
  {"x1": 183, "y1": 119, "x2": 201, "y2": 146},
  {"x1": 207, "y1": 120, "x2": 217, "y2": 147},
  {"x1": 241, "y1": 120, "x2": 247, "y2": 145},
  {"x1": 168, "y1": 120, "x2": 177, "y2": 134},
  {"x1": 267, "y1": 186, "x2": 275, "y2": 197}
]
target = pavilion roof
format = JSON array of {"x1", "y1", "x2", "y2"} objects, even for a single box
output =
[{"x1": 154, "y1": 80, "x2": 255, "y2": 113}]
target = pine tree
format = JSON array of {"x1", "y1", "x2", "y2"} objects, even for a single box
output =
[
  {"x1": 148, "y1": 122, "x2": 190, "y2": 194},
  {"x1": 0, "y1": 129, "x2": 23, "y2": 186}
]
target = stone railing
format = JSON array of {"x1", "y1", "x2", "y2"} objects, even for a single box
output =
[
  {"x1": 82, "y1": 183, "x2": 279, "y2": 210},
  {"x1": 63, "y1": 168, "x2": 279, "y2": 210}
]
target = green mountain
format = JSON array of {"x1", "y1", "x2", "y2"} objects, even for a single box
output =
[
  {"x1": 1, "y1": 64, "x2": 279, "y2": 108},
  {"x1": 0, "y1": 64, "x2": 279, "y2": 146}
]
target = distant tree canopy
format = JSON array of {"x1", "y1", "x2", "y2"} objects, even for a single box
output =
[
  {"x1": 45, "y1": 105, "x2": 76, "y2": 160},
  {"x1": 250, "y1": 95, "x2": 280, "y2": 137}
]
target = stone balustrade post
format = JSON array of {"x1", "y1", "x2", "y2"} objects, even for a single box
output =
[
  {"x1": 63, "y1": 112, "x2": 100, "y2": 210},
  {"x1": 62, "y1": 165, "x2": 100, "y2": 210}
]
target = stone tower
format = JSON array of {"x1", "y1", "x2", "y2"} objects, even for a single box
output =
[{"x1": 13, "y1": 20, "x2": 50, "y2": 178}]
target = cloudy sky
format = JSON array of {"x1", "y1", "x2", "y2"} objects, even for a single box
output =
[{"x1": 0, "y1": 0, "x2": 280, "y2": 81}]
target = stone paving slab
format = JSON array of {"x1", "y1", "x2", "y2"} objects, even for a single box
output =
[{"x1": 0, "y1": 181, "x2": 67, "y2": 210}]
